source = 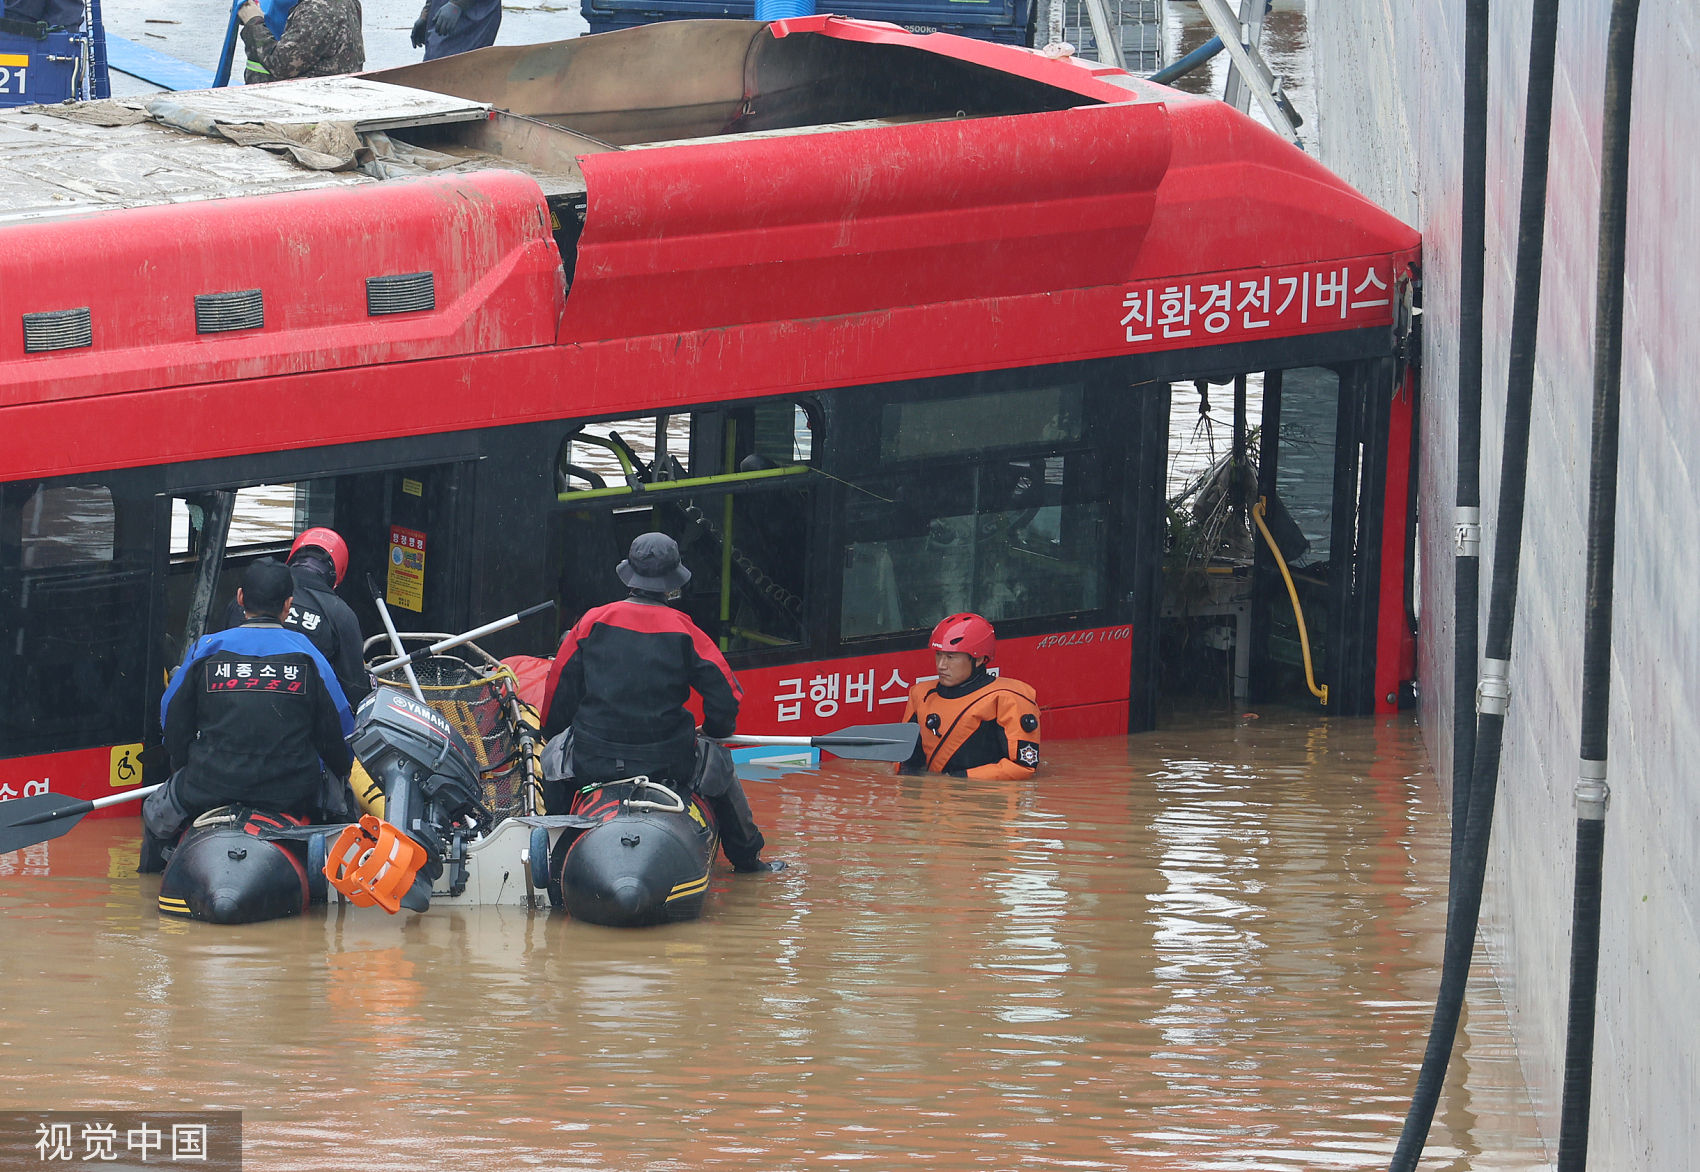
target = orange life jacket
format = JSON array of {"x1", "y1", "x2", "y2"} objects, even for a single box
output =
[{"x1": 900, "y1": 674, "x2": 1040, "y2": 779}]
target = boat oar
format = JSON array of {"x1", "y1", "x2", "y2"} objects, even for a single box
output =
[
  {"x1": 721, "y1": 722, "x2": 919, "y2": 763},
  {"x1": 1, "y1": 784, "x2": 162, "y2": 856},
  {"x1": 366, "y1": 601, "x2": 555, "y2": 680}
]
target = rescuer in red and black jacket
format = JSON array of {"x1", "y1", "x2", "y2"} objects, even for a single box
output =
[
  {"x1": 142, "y1": 559, "x2": 355, "y2": 870},
  {"x1": 221, "y1": 527, "x2": 370, "y2": 707},
  {"x1": 541, "y1": 533, "x2": 782, "y2": 873},
  {"x1": 898, "y1": 613, "x2": 1041, "y2": 780}
]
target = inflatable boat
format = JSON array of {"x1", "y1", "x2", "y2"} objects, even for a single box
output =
[{"x1": 153, "y1": 650, "x2": 727, "y2": 927}]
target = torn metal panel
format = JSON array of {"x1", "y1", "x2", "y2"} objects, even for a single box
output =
[{"x1": 140, "y1": 76, "x2": 491, "y2": 132}]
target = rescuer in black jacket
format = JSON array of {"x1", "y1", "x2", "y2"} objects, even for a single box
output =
[
  {"x1": 541, "y1": 533, "x2": 782, "y2": 873},
  {"x1": 143, "y1": 559, "x2": 355, "y2": 869},
  {"x1": 221, "y1": 527, "x2": 370, "y2": 707}
]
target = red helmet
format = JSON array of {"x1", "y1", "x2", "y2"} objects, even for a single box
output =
[
  {"x1": 930, "y1": 612, "x2": 995, "y2": 661},
  {"x1": 289, "y1": 526, "x2": 349, "y2": 587}
]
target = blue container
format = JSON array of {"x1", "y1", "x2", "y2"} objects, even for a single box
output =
[
  {"x1": 0, "y1": 23, "x2": 92, "y2": 107},
  {"x1": 582, "y1": 0, "x2": 1034, "y2": 46},
  {"x1": 754, "y1": 0, "x2": 813, "y2": 17}
]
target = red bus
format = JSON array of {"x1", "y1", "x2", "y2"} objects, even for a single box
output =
[{"x1": 0, "y1": 17, "x2": 1419, "y2": 814}]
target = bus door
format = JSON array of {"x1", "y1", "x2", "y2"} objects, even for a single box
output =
[
  {"x1": 158, "y1": 461, "x2": 472, "y2": 700},
  {"x1": 1160, "y1": 356, "x2": 1409, "y2": 717},
  {"x1": 161, "y1": 482, "x2": 333, "y2": 683},
  {"x1": 337, "y1": 463, "x2": 474, "y2": 645},
  {"x1": 549, "y1": 399, "x2": 819, "y2": 657}
]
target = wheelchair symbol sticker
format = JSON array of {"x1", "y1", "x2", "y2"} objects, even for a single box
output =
[{"x1": 110, "y1": 743, "x2": 143, "y2": 787}]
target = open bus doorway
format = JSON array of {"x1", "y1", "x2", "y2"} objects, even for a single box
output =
[
  {"x1": 550, "y1": 402, "x2": 817, "y2": 658},
  {"x1": 157, "y1": 463, "x2": 474, "y2": 711},
  {"x1": 1157, "y1": 359, "x2": 1408, "y2": 718}
]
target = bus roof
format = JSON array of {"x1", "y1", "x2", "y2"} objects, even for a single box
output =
[
  {"x1": 0, "y1": 18, "x2": 1419, "y2": 479},
  {"x1": 1, "y1": 17, "x2": 1148, "y2": 224}
]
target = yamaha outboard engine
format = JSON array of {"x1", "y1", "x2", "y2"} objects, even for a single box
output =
[{"x1": 327, "y1": 688, "x2": 488, "y2": 912}]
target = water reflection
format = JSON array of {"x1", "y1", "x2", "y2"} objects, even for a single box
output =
[{"x1": 2, "y1": 715, "x2": 1546, "y2": 1169}]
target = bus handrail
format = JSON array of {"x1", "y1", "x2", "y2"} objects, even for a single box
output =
[
  {"x1": 1252, "y1": 496, "x2": 1328, "y2": 706},
  {"x1": 556, "y1": 462, "x2": 811, "y2": 503}
]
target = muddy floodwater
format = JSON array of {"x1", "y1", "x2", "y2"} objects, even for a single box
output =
[{"x1": 2, "y1": 713, "x2": 1547, "y2": 1170}]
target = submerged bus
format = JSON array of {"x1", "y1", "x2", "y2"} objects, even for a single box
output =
[{"x1": 0, "y1": 17, "x2": 1419, "y2": 811}]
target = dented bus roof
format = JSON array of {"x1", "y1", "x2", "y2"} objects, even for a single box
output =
[{"x1": 0, "y1": 16, "x2": 1150, "y2": 225}]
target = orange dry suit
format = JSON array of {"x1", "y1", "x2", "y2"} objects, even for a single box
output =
[{"x1": 896, "y1": 670, "x2": 1041, "y2": 779}]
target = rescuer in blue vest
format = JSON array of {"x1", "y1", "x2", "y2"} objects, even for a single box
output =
[
  {"x1": 409, "y1": 0, "x2": 500, "y2": 61},
  {"x1": 141, "y1": 559, "x2": 355, "y2": 871}
]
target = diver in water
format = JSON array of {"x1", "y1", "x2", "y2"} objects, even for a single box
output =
[
  {"x1": 142, "y1": 559, "x2": 354, "y2": 871},
  {"x1": 898, "y1": 613, "x2": 1041, "y2": 779},
  {"x1": 223, "y1": 527, "x2": 370, "y2": 707},
  {"x1": 540, "y1": 533, "x2": 783, "y2": 873}
]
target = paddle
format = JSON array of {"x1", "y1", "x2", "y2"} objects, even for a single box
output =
[
  {"x1": 1, "y1": 784, "x2": 162, "y2": 856},
  {"x1": 720, "y1": 722, "x2": 919, "y2": 763},
  {"x1": 366, "y1": 601, "x2": 554, "y2": 680}
]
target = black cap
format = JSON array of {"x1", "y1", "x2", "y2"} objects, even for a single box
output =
[
  {"x1": 616, "y1": 532, "x2": 691, "y2": 593},
  {"x1": 240, "y1": 558, "x2": 294, "y2": 615}
]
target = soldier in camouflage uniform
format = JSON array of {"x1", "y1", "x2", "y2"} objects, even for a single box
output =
[{"x1": 236, "y1": 0, "x2": 364, "y2": 85}]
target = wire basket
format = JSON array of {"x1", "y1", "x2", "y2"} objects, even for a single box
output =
[{"x1": 376, "y1": 652, "x2": 534, "y2": 824}]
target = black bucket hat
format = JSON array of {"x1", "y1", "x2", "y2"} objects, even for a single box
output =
[{"x1": 617, "y1": 532, "x2": 691, "y2": 593}]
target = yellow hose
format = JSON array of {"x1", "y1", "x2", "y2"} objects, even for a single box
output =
[{"x1": 1251, "y1": 497, "x2": 1328, "y2": 706}]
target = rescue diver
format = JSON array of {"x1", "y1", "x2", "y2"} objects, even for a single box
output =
[
  {"x1": 223, "y1": 527, "x2": 370, "y2": 707},
  {"x1": 898, "y1": 613, "x2": 1041, "y2": 779},
  {"x1": 142, "y1": 559, "x2": 355, "y2": 871},
  {"x1": 540, "y1": 533, "x2": 783, "y2": 873}
]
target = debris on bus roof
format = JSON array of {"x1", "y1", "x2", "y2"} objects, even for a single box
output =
[
  {"x1": 0, "y1": 76, "x2": 590, "y2": 225},
  {"x1": 140, "y1": 76, "x2": 491, "y2": 134}
]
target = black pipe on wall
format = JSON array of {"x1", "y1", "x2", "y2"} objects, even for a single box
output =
[
  {"x1": 1389, "y1": 0, "x2": 1562, "y2": 1165},
  {"x1": 1450, "y1": 0, "x2": 1490, "y2": 886},
  {"x1": 1557, "y1": 0, "x2": 1641, "y2": 1165}
]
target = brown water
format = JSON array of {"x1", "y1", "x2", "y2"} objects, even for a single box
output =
[{"x1": 1, "y1": 713, "x2": 1547, "y2": 1170}]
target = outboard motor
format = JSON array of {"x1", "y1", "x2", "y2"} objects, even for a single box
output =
[{"x1": 324, "y1": 688, "x2": 488, "y2": 913}]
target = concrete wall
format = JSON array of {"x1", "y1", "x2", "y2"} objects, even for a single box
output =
[{"x1": 1310, "y1": 1, "x2": 1700, "y2": 1165}]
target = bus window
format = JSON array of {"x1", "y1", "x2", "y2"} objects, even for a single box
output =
[
  {"x1": 170, "y1": 484, "x2": 320, "y2": 557},
  {"x1": 1270, "y1": 366, "x2": 1340, "y2": 566},
  {"x1": 840, "y1": 450, "x2": 1106, "y2": 639},
  {"x1": 551, "y1": 400, "x2": 816, "y2": 654},
  {"x1": 878, "y1": 383, "x2": 1084, "y2": 460},
  {"x1": 0, "y1": 479, "x2": 154, "y2": 758},
  {"x1": 163, "y1": 482, "x2": 340, "y2": 669}
]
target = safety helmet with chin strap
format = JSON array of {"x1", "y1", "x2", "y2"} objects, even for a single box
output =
[
  {"x1": 289, "y1": 527, "x2": 349, "y2": 587},
  {"x1": 930, "y1": 612, "x2": 995, "y2": 662}
]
